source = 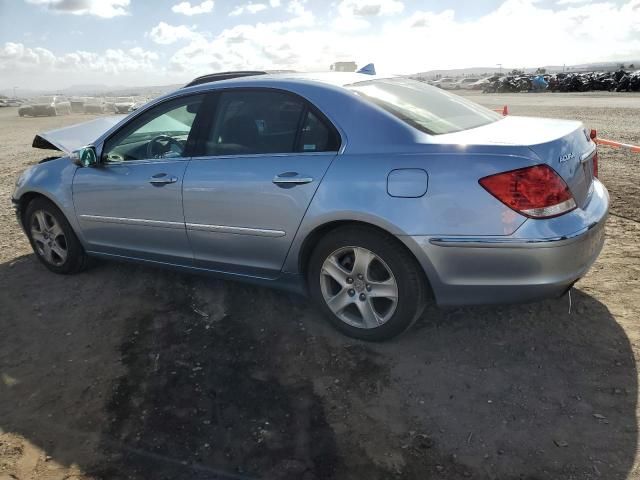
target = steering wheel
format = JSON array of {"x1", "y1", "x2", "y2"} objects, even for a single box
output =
[{"x1": 146, "y1": 134, "x2": 184, "y2": 159}]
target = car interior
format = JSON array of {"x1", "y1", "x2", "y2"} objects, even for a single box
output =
[
  {"x1": 203, "y1": 91, "x2": 337, "y2": 156},
  {"x1": 102, "y1": 92, "x2": 339, "y2": 162}
]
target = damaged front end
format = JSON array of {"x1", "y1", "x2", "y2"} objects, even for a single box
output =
[{"x1": 31, "y1": 115, "x2": 122, "y2": 154}]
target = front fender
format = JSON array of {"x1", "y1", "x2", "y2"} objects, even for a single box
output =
[{"x1": 13, "y1": 157, "x2": 86, "y2": 245}]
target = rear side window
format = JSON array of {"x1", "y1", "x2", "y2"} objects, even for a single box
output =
[
  {"x1": 202, "y1": 89, "x2": 339, "y2": 156},
  {"x1": 346, "y1": 78, "x2": 501, "y2": 135},
  {"x1": 299, "y1": 110, "x2": 340, "y2": 152}
]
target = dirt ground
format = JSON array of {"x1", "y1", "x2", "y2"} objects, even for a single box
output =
[{"x1": 0, "y1": 92, "x2": 639, "y2": 480}]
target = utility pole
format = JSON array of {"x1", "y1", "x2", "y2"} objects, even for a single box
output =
[
  {"x1": 497, "y1": 64, "x2": 503, "y2": 75},
  {"x1": 13, "y1": 86, "x2": 17, "y2": 99}
]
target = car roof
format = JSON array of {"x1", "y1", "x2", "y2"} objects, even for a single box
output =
[{"x1": 186, "y1": 71, "x2": 396, "y2": 91}]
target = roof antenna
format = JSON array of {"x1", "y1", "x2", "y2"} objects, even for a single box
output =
[{"x1": 357, "y1": 63, "x2": 376, "y2": 75}]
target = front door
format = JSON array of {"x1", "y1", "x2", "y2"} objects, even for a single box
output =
[
  {"x1": 183, "y1": 89, "x2": 341, "y2": 278},
  {"x1": 73, "y1": 94, "x2": 205, "y2": 265}
]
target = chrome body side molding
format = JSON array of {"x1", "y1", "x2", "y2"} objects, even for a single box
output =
[
  {"x1": 79, "y1": 214, "x2": 184, "y2": 229},
  {"x1": 429, "y1": 222, "x2": 599, "y2": 248},
  {"x1": 186, "y1": 223, "x2": 286, "y2": 238}
]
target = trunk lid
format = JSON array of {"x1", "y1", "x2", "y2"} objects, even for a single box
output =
[{"x1": 432, "y1": 116, "x2": 596, "y2": 208}]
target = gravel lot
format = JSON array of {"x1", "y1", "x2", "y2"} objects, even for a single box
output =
[{"x1": 0, "y1": 92, "x2": 639, "y2": 480}]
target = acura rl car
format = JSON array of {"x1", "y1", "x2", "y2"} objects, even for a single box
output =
[{"x1": 12, "y1": 70, "x2": 608, "y2": 341}]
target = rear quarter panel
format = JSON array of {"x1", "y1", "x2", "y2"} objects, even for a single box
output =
[{"x1": 282, "y1": 145, "x2": 539, "y2": 274}]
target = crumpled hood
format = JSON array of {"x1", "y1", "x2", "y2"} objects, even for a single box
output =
[{"x1": 32, "y1": 116, "x2": 122, "y2": 153}]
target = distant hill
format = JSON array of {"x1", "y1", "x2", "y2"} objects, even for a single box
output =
[
  {"x1": 410, "y1": 60, "x2": 640, "y2": 79},
  {"x1": 0, "y1": 83, "x2": 182, "y2": 99}
]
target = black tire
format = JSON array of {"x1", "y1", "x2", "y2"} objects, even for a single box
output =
[
  {"x1": 308, "y1": 225, "x2": 428, "y2": 341},
  {"x1": 24, "y1": 197, "x2": 87, "y2": 274}
]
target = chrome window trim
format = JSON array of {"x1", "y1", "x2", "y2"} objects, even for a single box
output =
[
  {"x1": 79, "y1": 214, "x2": 184, "y2": 229},
  {"x1": 429, "y1": 221, "x2": 601, "y2": 248},
  {"x1": 191, "y1": 151, "x2": 337, "y2": 161},
  {"x1": 102, "y1": 157, "x2": 191, "y2": 167},
  {"x1": 186, "y1": 223, "x2": 285, "y2": 237}
]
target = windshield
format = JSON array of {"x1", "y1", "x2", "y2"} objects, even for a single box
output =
[
  {"x1": 116, "y1": 96, "x2": 134, "y2": 103},
  {"x1": 86, "y1": 98, "x2": 102, "y2": 104},
  {"x1": 35, "y1": 96, "x2": 54, "y2": 103},
  {"x1": 347, "y1": 78, "x2": 501, "y2": 135}
]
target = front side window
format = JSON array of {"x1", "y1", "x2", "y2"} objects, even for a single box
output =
[
  {"x1": 103, "y1": 95, "x2": 203, "y2": 162},
  {"x1": 347, "y1": 78, "x2": 501, "y2": 135},
  {"x1": 202, "y1": 90, "x2": 339, "y2": 156}
]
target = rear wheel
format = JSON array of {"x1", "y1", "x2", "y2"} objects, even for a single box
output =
[
  {"x1": 308, "y1": 226, "x2": 428, "y2": 341},
  {"x1": 25, "y1": 197, "x2": 87, "y2": 274}
]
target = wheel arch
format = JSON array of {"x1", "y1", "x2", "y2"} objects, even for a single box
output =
[
  {"x1": 296, "y1": 219, "x2": 435, "y2": 298},
  {"x1": 16, "y1": 191, "x2": 80, "y2": 241},
  {"x1": 17, "y1": 191, "x2": 54, "y2": 226}
]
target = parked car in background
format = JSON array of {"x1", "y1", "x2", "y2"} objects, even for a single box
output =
[
  {"x1": 455, "y1": 78, "x2": 482, "y2": 90},
  {"x1": 432, "y1": 77, "x2": 458, "y2": 90},
  {"x1": 5, "y1": 98, "x2": 24, "y2": 107},
  {"x1": 83, "y1": 97, "x2": 109, "y2": 114},
  {"x1": 70, "y1": 97, "x2": 87, "y2": 113},
  {"x1": 18, "y1": 96, "x2": 71, "y2": 117},
  {"x1": 104, "y1": 97, "x2": 117, "y2": 113},
  {"x1": 128, "y1": 97, "x2": 149, "y2": 112},
  {"x1": 114, "y1": 96, "x2": 136, "y2": 113},
  {"x1": 468, "y1": 78, "x2": 492, "y2": 90},
  {"x1": 12, "y1": 71, "x2": 608, "y2": 341}
]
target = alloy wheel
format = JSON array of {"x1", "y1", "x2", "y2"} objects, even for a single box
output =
[
  {"x1": 30, "y1": 209, "x2": 68, "y2": 266},
  {"x1": 320, "y1": 246, "x2": 398, "y2": 329}
]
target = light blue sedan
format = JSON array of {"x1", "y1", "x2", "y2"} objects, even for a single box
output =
[{"x1": 12, "y1": 72, "x2": 608, "y2": 340}]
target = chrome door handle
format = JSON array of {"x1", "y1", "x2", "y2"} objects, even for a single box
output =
[
  {"x1": 272, "y1": 173, "x2": 314, "y2": 185},
  {"x1": 149, "y1": 174, "x2": 178, "y2": 185}
]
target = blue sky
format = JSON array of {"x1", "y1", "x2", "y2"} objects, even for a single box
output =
[{"x1": 1, "y1": 0, "x2": 639, "y2": 90}]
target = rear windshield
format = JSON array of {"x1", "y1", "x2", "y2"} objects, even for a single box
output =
[
  {"x1": 346, "y1": 78, "x2": 501, "y2": 135},
  {"x1": 35, "y1": 96, "x2": 54, "y2": 103}
]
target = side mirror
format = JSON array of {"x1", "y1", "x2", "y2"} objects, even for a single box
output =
[{"x1": 71, "y1": 146, "x2": 98, "y2": 167}]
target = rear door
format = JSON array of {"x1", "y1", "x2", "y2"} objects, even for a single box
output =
[
  {"x1": 73, "y1": 94, "x2": 205, "y2": 265},
  {"x1": 183, "y1": 88, "x2": 341, "y2": 278}
]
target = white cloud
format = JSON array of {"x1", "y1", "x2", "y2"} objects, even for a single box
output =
[
  {"x1": 0, "y1": 42, "x2": 158, "y2": 74},
  {"x1": 148, "y1": 22, "x2": 201, "y2": 45},
  {"x1": 165, "y1": 0, "x2": 640, "y2": 77},
  {"x1": 24, "y1": 0, "x2": 130, "y2": 18},
  {"x1": 333, "y1": 0, "x2": 403, "y2": 31},
  {"x1": 270, "y1": 0, "x2": 281, "y2": 6},
  {"x1": 7, "y1": 0, "x2": 640, "y2": 89},
  {"x1": 171, "y1": 0, "x2": 214, "y2": 16},
  {"x1": 230, "y1": 2, "x2": 269, "y2": 16},
  {"x1": 337, "y1": 0, "x2": 404, "y2": 17}
]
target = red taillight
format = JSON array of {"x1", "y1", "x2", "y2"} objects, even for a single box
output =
[
  {"x1": 479, "y1": 164, "x2": 576, "y2": 219},
  {"x1": 593, "y1": 150, "x2": 598, "y2": 178}
]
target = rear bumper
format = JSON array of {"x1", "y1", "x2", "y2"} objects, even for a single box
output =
[{"x1": 403, "y1": 180, "x2": 609, "y2": 306}]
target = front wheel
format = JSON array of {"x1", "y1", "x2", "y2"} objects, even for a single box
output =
[
  {"x1": 25, "y1": 197, "x2": 87, "y2": 274},
  {"x1": 308, "y1": 226, "x2": 428, "y2": 341}
]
